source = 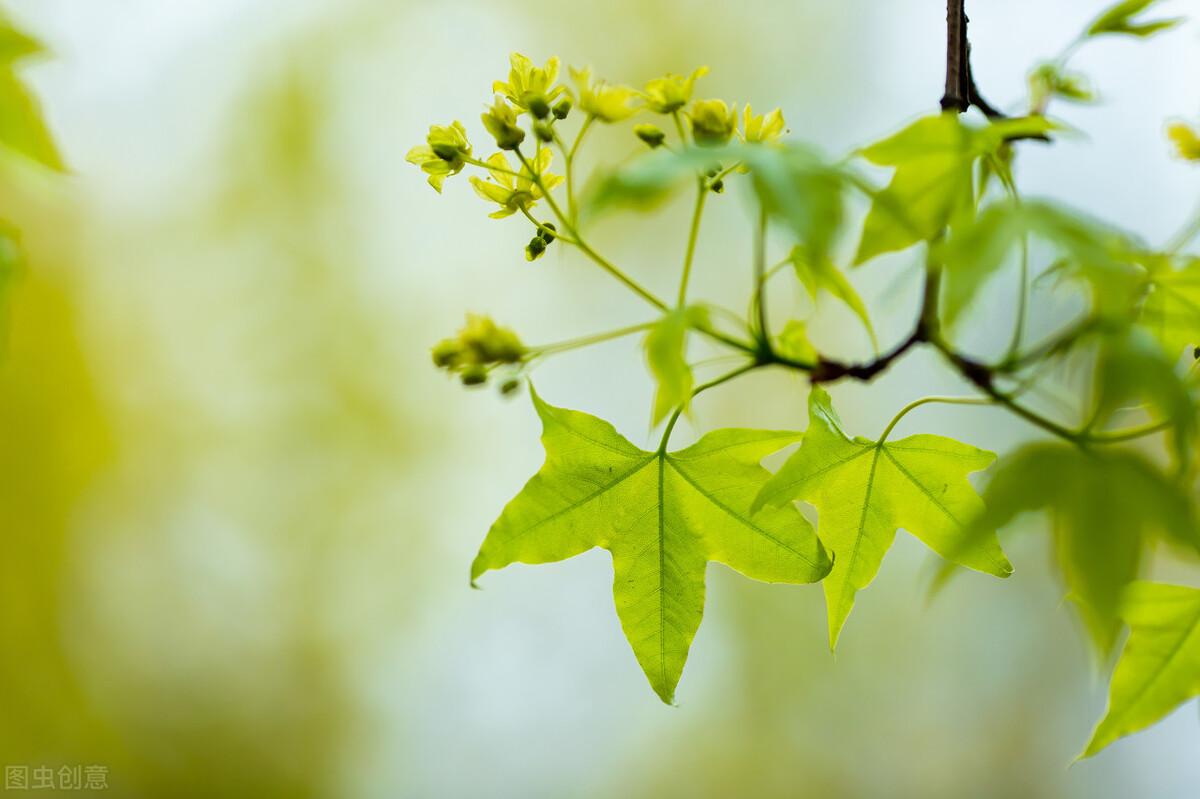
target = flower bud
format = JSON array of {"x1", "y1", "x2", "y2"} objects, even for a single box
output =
[
  {"x1": 552, "y1": 98, "x2": 572, "y2": 120},
  {"x1": 461, "y1": 365, "x2": 488, "y2": 386},
  {"x1": 538, "y1": 222, "x2": 557, "y2": 244},
  {"x1": 431, "y1": 338, "x2": 462, "y2": 368},
  {"x1": 499, "y1": 378, "x2": 521, "y2": 396},
  {"x1": 482, "y1": 96, "x2": 526, "y2": 151},
  {"x1": 533, "y1": 121, "x2": 555, "y2": 143},
  {"x1": 688, "y1": 99, "x2": 737, "y2": 146},
  {"x1": 634, "y1": 123, "x2": 666, "y2": 148},
  {"x1": 709, "y1": 178, "x2": 724, "y2": 193},
  {"x1": 526, "y1": 235, "x2": 547, "y2": 261},
  {"x1": 529, "y1": 97, "x2": 551, "y2": 120}
]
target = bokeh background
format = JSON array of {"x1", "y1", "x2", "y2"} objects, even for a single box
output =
[{"x1": 1, "y1": 0, "x2": 1198, "y2": 796}]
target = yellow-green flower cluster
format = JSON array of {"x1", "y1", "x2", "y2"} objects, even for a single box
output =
[
  {"x1": 569, "y1": 66, "x2": 639, "y2": 123},
  {"x1": 406, "y1": 121, "x2": 472, "y2": 192},
  {"x1": 1168, "y1": 122, "x2": 1200, "y2": 162},
  {"x1": 481, "y1": 96, "x2": 526, "y2": 150},
  {"x1": 688, "y1": 99, "x2": 738, "y2": 146},
  {"x1": 741, "y1": 105, "x2": 786, "y2": 144},
  {"x1": 493, "y1": 53, "x2": 564, "y2": 119},
  {"x1": 432, "y1": 314, "x2": 526, "y2": 387},
  {"x1": 642, "y1": 67, "x2": 708, "y2": 114},
  {"x1": 469, "y1": 149, "x2": 563, "y2": 219}
]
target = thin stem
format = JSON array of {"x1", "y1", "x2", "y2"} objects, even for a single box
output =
[
  {"x1": 993, "y1": 160, "x2": 1029, "y2": 363},
  {"x1": 528, "y1": 321, "x2": 656, "y2": 357},
  {"x1": 878, "y1": 395, "x2": 994, "y2": 444},
  {"x1": 678, "y1": 178, "x2": 708, "y2": 306},
  {"x1": 563, "y1": 114, "x2": 595, "y2": 224},
  {"x1": 753, "y1": 204, "x2": 770, "y2": 342},
  {"x1": 1166, "y1": 199, "x2": 1200, "y2": 254},
  {"x1": 1088, "y1": 419, "x2": 1175, "y2": 444},
  {"x1": 461, "y1": 155, "x2": 522, "y2": 178},
  {"x1": 518, "y1": 206, "x2": 578, "y2": 246},
  {"x1": 671, "y1": 110, "x2": 689, "y2": 146},
  {"x1": 657, "y1": 361, "x2": 759, "y2": 453},
  {"x1": 514, "y1": 147, "x2": 669, "y2": 312}
]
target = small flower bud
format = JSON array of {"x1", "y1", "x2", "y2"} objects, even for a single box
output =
[
  {"x1": 552, "y1": 98, "x2": 572, "y2": 120},
  {"x1": 634, "y1": 123, "x2": 666, "y2": 148},
  {"x1": 499, "y1": 378, "x2": 521, "y2": 396},
  {"x1": 526, "y1": 236, "x2": 547, "y2": 261},
  {"x1": 461, "y1": 365, "x2": 488, "y2": 386},
  {"x1": 482, "y1": 96, "x2": 527, "y2": 151},
  {"x1": 431, "y1": 338, "x2": 462, "y2": 368},
  {"x1": 688, "y1": 99, "x2": 737, "y2": 147},
  {"x1": 529, "y1": 97, "x2": 551, "y2": 120},
  {"x1": 533, "y1": 121, "x2": 555, "y2": 143},
  {"x1": 538, "y1": 222, "x2": 557, "y2": 244},
  {"x1": 709, "y1": 178, "x2": 724, "y2": 193}
]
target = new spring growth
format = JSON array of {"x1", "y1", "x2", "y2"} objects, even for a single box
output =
[
  {"x1": 432, "y1": 314, "x2": 526, "y2": 387},
  {"x1": 688, "y1": 99, "x2": 737, "y2": 146},
  {"x1": 482, "y1": 96, "x2": 526, "y2": 150},
  {"x1": 469, "y1": 149, "x2": 563, "y2": 219},
  {"x1": 642, "y1": 67, "x2": 708, "y2": 114},
  {"x1": 742, "y1": 105, "x2": 786, "y2": 144},
  {"x1": 405, "y1": 121, "x2": 472, "y2": 192},
  {"x1": 570, "y1": 66, "x2": 640, "y2": 122},
  {"x1": 493, "y1": 53, "x2": 563, "y2": 120}
]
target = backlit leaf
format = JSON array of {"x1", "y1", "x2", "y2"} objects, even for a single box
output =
[
  {"x1": 1082, "y1": 582, "x2": 1200, "y2": 757},
  {"x1": 753, "y1": 387, "x2": 1011, "y2": 649},
  {"x1": 970, "y1": 445, "x2": 1198, "y2": 652},
  {"x1": 644, "y1": 305, "x2": 709, "y2": 425},
  {"x1": 1087, "y1": 0, "x2": 1183, "y2": 38},
  {"x1": 472, "y1": 388, "x2": 831, "y2": 702},
  {"x1": 787, "y1": 247, "x2": 877, "y2": 350}
]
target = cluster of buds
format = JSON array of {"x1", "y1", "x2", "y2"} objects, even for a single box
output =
[
  {"x1": 526, "y1": 222, "x2": 557, "y2": 262},
  {"x1": 432, "y1": 315, "x2": 526, "y2": 391}
]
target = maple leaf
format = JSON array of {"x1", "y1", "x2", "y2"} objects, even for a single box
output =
[
  {"x1": 0, "y1": 14, "x2": 64, "y2": 171},
  {"x1": 471, "y1": 388, "x2": 831, "y2": 703},
  {"x1": 753, "y1": 387, "x2": 1011, "y2": 649},
  {"x1": 1082, "y1": 582, "x2": 1200, "y2": 758},
  {"x1": 970, "y1": 444, "x2": 1198, "y2": 653}
]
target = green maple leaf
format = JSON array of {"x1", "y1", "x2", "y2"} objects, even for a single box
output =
[
  {"x1": 1087, "y1": 0, "x2": 1183, "y2": 38},
  {"x1": 1138, "y1": 255, "x2": 1200, "y2": 360},
  {"x1": 471, "y1": 388, "x2": 832, "y2": 702},
  {"x1": 853, "y1": 114, "x2": 1056, "y2": 265},
  {"x1": 1082, "y1": 582, "x2": 1200, "y2": 758},
  {"x1": 932, "y1": 199, "x2": 1138, "y2": 328},
  {"x1": 0, "y1": 13, "x2": 63, "y2": 171},
  {"x1": 786, "y1": 247, "x2": 877, "y2": 350},
  {"x1": 752, "y1": 387, "x2": 1011, "y2": 649},
  {"x1": 970, "y1": 445, "x2": 1198, "y2": 653}
]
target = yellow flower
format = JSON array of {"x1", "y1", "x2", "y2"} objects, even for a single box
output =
[
  {"x1": 1168, "y1": 122, "x2": 1200, "y2": 161},
  {"x1": 493, "y1": 53, "x2": 563, "y2": 118},
  {"x1": 469, "y1": 149, "x2": 563, "y2": 219},
  {"x1": 405, "y1": 121, "x2": 472, "y2": 192},
  {"x1": 642, "y1": 67, "x2": 708, "y2": 114},
  {"x1": 688, "y1": 99, "x2": 737, "y2": 146},
  {"x1": 481, "y1": 96, "x2": 526, "y2": 150},
  {"x1": 742, "y1": 105, "x2": 786, "y2": 144},
  {"x1": 569, "y1": 66, "x2": 640, "y2": 123}
]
